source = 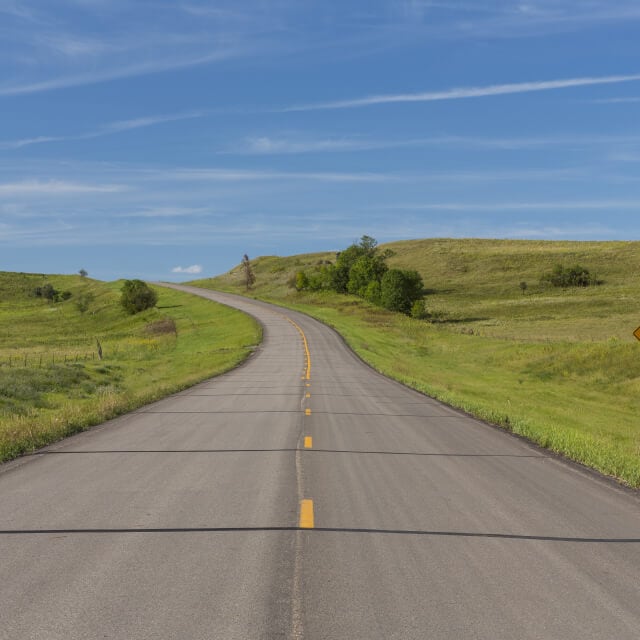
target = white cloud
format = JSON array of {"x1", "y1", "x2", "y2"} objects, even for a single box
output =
[
  {"x1": 160, "y1": 168, "x2": 404, "y2": 183},
  {"x1": 171, "y1": 264, "x2": 203, "y2": 274},
  {"x1": 0, "y1": 180, "x2": 127, "y2": 195},
  {"x1": 284, "y1": 73, "x2": 640, "y2": 111},
  {"x1": 591, "y1": 97, "x2": 640, "y2": 104},
  {"x1": 380, "y1": 200, "x2": 640, "y2": 211},
  {"x1": 0, "y1": 48, "x2": 243, "y2": 97},
  {"x1": 0, "y1": 110, "x2": 208, "y2": 150}
]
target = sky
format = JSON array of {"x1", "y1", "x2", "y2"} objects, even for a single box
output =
[{"x1": 1, "y1": 0, "x2": 639, "y2": 281}]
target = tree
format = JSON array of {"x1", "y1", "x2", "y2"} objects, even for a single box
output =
[
  {"x1": 347, "y1": 254, "x2": 388, "y2": 297},
  {"x1": 295, "y1": 271, "x2": 309, "y2": 291},
  {"x1": 120, "y1": 279, "x2": 158, "y2": 314},
  {"x1": 380, "y1": 269, "x2": 424, "y2": 314},
  {"x1": 519, "y1": 281, "x2": 528, "y2": 295},
  {"x1": 329, "y1": 235, "x2": 391, "y2": 294},
  {"x1": 40, "y1": 283, "x2": 57, "y2": 301},
  {"x1": 79, "y1": 268, "x2": 88, "y2": 278},
  {"x1": 241, "y1": 254, "x2": 256, "y2": 291},
  {"x1": 542, "y1": 264, "x2": 596, "y2": 288}
]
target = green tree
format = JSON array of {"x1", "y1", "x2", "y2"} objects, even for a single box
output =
[
  {"x1": 295, "y1": 271, "x2": 309, "y2": 291},
  {"x1": 329, "y1": 235, "x2": 391, "y2": 294},
  {"x1": 380, "y1": 269, "x2": 424, "y2": 314},
  {"x1": 542, "y1": 264, "x2": 596, "y2": 288},
  {"x1": 120, "y1": 280, "x2": 158, "y2": 314},
  {"x1": 347, "y1": 254, "x2": 388, "y2": 297}
]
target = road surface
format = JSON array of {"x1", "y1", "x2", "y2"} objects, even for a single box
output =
[{"x1": 1, "y1": 285, "x2": 639, "y2": 639}]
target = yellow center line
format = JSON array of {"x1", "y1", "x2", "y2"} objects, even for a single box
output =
[
  {"x1": 284, "y1": 316, "x2": 311, "y2": 381},
  {"x1": 304, "y1": 436, "x2": 313, "y2": 448},
  {"x1": 305, "y1": 408, "x2": 311, "y2": 416},
  {"x1": 299, "y1": 499, "x2": 314, "y2": 528},
  {"x1": 305, "y1": 392, "x2": 310, "y2": 398}
]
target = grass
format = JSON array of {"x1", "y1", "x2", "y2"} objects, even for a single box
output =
[
  {"x1": 0, "y1": 273, "x2": 261, "y2": 462},
  {"x1": 190, "y1": 239, "x2": 640, "y2": 488}
]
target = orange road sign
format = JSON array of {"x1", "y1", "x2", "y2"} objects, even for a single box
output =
[{"x1": 634, "y1": 326, "x2": 640, "y2": 341}]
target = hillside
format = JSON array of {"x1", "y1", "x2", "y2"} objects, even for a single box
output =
[
  {"x1": 190, "y1": 238, "x2": 640, "y2": 487},
  {"x1": 0, "y1": 273, "x2": 260, "y2": 461}
]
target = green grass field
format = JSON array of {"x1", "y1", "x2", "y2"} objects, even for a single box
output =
[
  {"x1": 190, "y1": 239, "x2": 640, "y2": 487},
  {"x1": 0, "y1": 273, "x2": 261, "y2": 462}
]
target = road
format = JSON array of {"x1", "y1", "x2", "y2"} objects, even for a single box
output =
[{"x1": 1, "y1": 285, "x2": 639, "y2": 639}]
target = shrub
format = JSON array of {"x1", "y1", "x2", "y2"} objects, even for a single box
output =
[
  {"x1": 120, "y1": 280, "x2": 158, "y2": 314},
  {"x1": 33, "y1": 283, "x2": 71, "y2": 303},
  {"x1": 363, "y1": 280, "x2": 381, "y2": 305},
  {"x1": 380, "y1": 269, "x2": 424, "y2": 314},
  {"x1": 295, "y1": 271, "x2": 309, "y2": 291},
  {"x1": 541, "y1": 264, "x2": 599, "y2": 288},
  {"x1": 74, "y1": 291, "x2": 95, "y2": 314},
  {"x1": 411, "y1": 299, "x2": 429, "y2": 320}
]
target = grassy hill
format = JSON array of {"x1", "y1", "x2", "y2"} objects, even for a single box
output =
[
  {"x1": 190, "y1": 238, "x2": 640, "y2": 487},
  {"x1": 0, "y1": 273, "x2": 260, "y2": 462}
]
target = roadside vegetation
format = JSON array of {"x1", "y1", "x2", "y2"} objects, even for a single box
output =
[
  {"x1": 190, "y1": 238, "x2": 640, "y2": 488},
  {"x1": 0, "y1": 272, "x2": 260, "y2": 462}
]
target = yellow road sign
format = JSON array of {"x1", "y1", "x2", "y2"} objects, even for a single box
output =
[{"x1": 634, "y1": 326, "x2": 640, "y2": 341}]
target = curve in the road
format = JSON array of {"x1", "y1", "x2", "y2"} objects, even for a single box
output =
[{"x1": 0, "y1": 284, "x2": 638, "y2": 640}]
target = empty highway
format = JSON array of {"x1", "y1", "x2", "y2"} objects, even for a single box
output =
[{"x1": 1, "y1": 285, "x2": 639, "y2": 639}]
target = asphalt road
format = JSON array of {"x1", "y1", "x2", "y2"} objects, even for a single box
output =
[{"x1": 1, "y1": 285, "x2": 639, "y2": 639}]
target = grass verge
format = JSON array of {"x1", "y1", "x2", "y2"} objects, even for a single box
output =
[{"x1": 0, "y1": 274, "x2": 261, "y2": 462}]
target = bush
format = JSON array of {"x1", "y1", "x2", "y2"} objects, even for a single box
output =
[
  {"x1": 120, "y1": 280, "x2": 158, "y2": 314},
  {"x1": 295, "y1": 271, "x2": 309, "y2": 291},
  {"x1": 541, "y1": 264, "x2": 599, "y2": 288},
  {"x1": 74, "y1": 291, "x2": 95, "y2": 314},
  {"x1": 33, "y1": 283, "x2": 72, "y2": 303},
  {"x1": 410, "y1": 299, "x2": 429, "y2": 319},
  {"x1": 380, "y1": 269, "x2": 424, "y2": 314}
]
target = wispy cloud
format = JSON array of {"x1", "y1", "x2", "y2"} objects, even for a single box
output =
[
  {"x1": 238, "y1": 136, "x2": 371, "y2": 154},
  {"x1": 591, "y1": 97, "x2": 640, "y2": 104},
  {"x1": 284, "y1": 73, "x2": 640, "y2": 111},
  {"x1": 228, "y1": 132, "x2": 640, "y2": 155},
  {"x1": 0, "y1": 110, "x2": 207, "y2": 149},
  {"x1": 159, "y1": 168, "x2": 405, "y2": 183},
  {"x1": 0, "y1": 48, "x2": 243, "y2": 97},
  {"x1": 171, "y1": 264, "x2": 203, "y2": 274},
  {"x1": 0, "y1": 180, "x2": 127, "y2": 195},
  {"x1": 384, "y1": 200, "x2": 640, "y2": 211}
]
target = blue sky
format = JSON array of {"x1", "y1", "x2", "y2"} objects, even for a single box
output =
[{"x1": 1, "y1": 0, "x2": 639, "y2": 281}]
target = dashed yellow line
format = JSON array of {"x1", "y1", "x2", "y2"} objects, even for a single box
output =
[
  {"x1": 304, "y1": 436, "x2": 313, "y2": 448},
  {"x1": 305, "y1": 392, "x2": 310, "y2": 398},
  {"x1": 299, "y1": 499, "x2": 314, "y2": 528},
  {"x1": 305, "y1": 408, "x2": 311, "y2": 416}
]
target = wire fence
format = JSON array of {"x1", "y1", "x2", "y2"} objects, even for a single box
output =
[{"x1": 0, "y1": 351, "x2": 100, "y2": 368}]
